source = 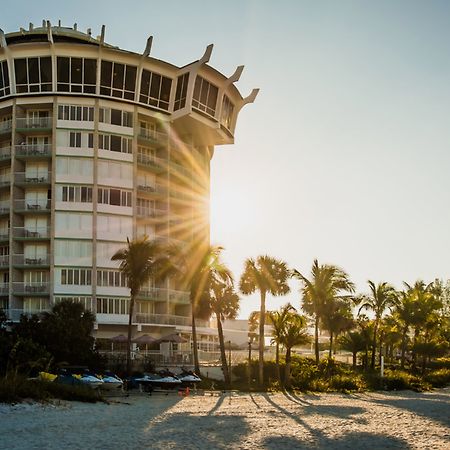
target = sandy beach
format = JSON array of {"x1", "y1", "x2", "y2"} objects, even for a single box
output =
[{"x1": 1, "y1": 389, "x2": 449, "y2": 449}]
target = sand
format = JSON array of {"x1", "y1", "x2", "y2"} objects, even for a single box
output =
[{"x1": 1, "y1": 389, "x2": 449, "y2": 449}]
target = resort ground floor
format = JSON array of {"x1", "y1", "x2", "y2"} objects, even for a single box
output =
[{"x1": 1, "y1": 389, "x2": 449, "y2": 449}]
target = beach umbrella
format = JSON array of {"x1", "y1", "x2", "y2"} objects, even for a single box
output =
[
  {"x1": 158, "y1": 333, "x2": 187, "y2": 343},
  {"x1": 111, "y1": 334, "x2": 128, "y2": 342},
  {"x1": 132, "y1": 334, "x2": 157, "y2": 353}
]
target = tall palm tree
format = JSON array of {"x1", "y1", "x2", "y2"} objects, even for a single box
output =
[
  {"x1": 182, "y1": 244, "x2": 232, "y2": 374},
  {"x1": 358, "y1": 281, "x2": 398, "y2": 370},
  {"x1": 240, "y1": 255, "x2": 291, "y2": 386},
  {"x1": 207, "y1": 280, "x2": 240, "y2": 385},
  {"x1": 278, "y1": 312, "x2": 310, "y2": 389},
  {"x1": 112, "y1": 236, "x2": 176, "y2": 375},
  {"x1": 293, "y1": 259, "x2": 354, "y2": 364},
  {"x1": 268, "y1": 303, "x2": 295, "y2": 382}
]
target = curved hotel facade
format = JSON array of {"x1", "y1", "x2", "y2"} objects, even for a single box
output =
[{"x1": 0, "y1": 22, "x2": 257, "y2": 359}]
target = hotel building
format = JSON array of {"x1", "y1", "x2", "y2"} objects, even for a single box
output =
[{"x1": 0, "y1": 22, "x2": 257, "y2": 360}]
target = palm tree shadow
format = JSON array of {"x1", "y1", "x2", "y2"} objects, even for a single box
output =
[
  {"x1": 282, "y1": 390, "x2": 312, "y2": 405},
  {"x1": 249, "y1": 393, "x2": 262, "y2": 409},
  {"x1": 208, "y1": 393, "x2": 226, "y2": 415}
]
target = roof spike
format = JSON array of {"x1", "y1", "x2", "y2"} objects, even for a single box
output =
[
  {"x1": 100, "y1": 25, "x2": 105, "y2": 44},
  {"x1": 58, "y1": 19, "x2": 61, "y2": 27},
  {"x1": 241, "y1": 88, "x2": 260, "y2": 106},
  {"x1": 29, "y1": 23, "x2": 34, "y2": 31},
  {"x1": 143, "y1": 36, "x2": 153, "y2": 57},
  {"x1": 199, "y1": 44, "x2": 213, "y2": 65},
  {"x1": 73, "y1": 23, "x2": 77, "y2": 31},
  {"x1": 46, "y1": 20, "x2": 53, "y2": 44},
  {"x1": 226, "y1": 65, "x2": 244, "y2": 85},
  {"x1": 0, "y1": 29, "x2": 6, "y2": 48},
  {"x1": 42, "y1": 20, "x2": 46, "y2": 27}
]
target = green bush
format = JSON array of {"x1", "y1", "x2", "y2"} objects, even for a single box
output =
[
  {"x1": 428, "y1": 357, "x2": 450, "y2": 370},
  {"x1": 382, "y1": 370, "x2": 428, "y2": 392},
  {"x1": 330, "y1": 374, "x2": 367, "y2": 392},
  {"x1": 0, "y1": 375, "x2": 102, "y2": 404},
  {"x1": 425, "y1": 369, "x2": 450, "y2": 388}
]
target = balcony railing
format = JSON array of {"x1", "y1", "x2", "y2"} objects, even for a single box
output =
[
  {"x1": 0, "y1": 255, "x2": 9, "y2": 267},
  {"x1": 136, "y1": 206, "x2": 167, "y2": 218},
  {"x1": 15, "y1": 172, "x2": 51, "y2": 185},
  {"x1": 133, "y1": 313, "x2": 208, "y2": 328},
  {"x1": 0, "y1": 175, "x2": 10, "y2": 187},
  {"x1": 0, "y1": 230, "x2": 8, "y2": 240},
  {"x1": 0, "y1": 283, "x2": 8, "y2": 294},
  {"x1": 5, "y1": 308, "x2": 51, "y2": 322},
  {"x1": 13, "y1": 227, "x2": 50, "y2": 239},
  {"x1": 137, "y1": 287, "x2": 167, "y2": 301},
  {"x1": 0, "y1": 120, "x2": 12, "y2": 134},
  {"x1": 137, "y1": 154, "x2": 166, "y2": 171},
  {"x1": 16, "y1": 117, "x2": 52, "y2": 129},
  {"x1": 14, "y1": 200, "x2": 51, "y2": 212},
  {"x1": 169, "y1": 290, "x2": 190, "y2": 304},
  {"x1": 137, "y1": 183, "x2": 167, "y2": 195},
  {"x1": 12, "y1": 254, "x2": 50, "y2": 266},
  {"x1": 15, "y1": 144, "x2": 52, "y2": 157},
  {"x1": 0, "y1": 147, "x2": 11, "y2": 160},
  {"x1": 12, "y1": 282, "x2": 50, "y2": 295},
  {"x1": 137, "y1": 130, "x2": 168, "y2": 144}
]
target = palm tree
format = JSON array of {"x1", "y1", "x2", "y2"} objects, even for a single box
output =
[
  {"x1": 208, "y1": 280, "x2": 240, "y2": 385},
  {"x1": 357, "y1": 281, "x2": 398, "y2": 370},
  {"x1": 278, "y1": 312, "x2": 310, "y2": 389},
  {"x1": 112, "y1": 236, "x2": 176, "y2": 375},
  {"x1": 293, "y1": 259, "x2": 354, "y2": 364},
  {"x1": 240, "y1": 255, "x2": 291, "y2": 386},
  {"x1": 268, "y1": 303, "x2": 295, "y2": 382},
  {"x1": 338, "y1": 330, "x2": 366, "y2": 369},
  {"x1": 183, "y1": 244, "x2": 232, "y2": 374},
  {"x1": 321, "y1": 299, "x2": 354, "y2": 358}
]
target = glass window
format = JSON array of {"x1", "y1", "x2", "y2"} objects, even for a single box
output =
[
  {"x1": 0, "y1": 61, "x2": 10, "y2": 97},
  {"x1": 57, "y1": 57, "x2": 96, "y2": 94},
  {"x1": 101, "y1": 61, "x2": 136, "y2": 100},
  {"x1": 192, "y1": 76, "x2": 218, "y2": 117},
  {"x1": 174, "y1": 72, "x2": 189, "y2": 111}
]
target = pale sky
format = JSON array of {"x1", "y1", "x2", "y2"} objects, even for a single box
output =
[{"x1": 3, "y1": 1, "x2": 450, "y2": 319}]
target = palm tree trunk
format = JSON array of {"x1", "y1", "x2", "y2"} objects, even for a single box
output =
[
  {"x1": 371, "y1": 321, "x2": 378, "y2": 370},
  {"x1": 191, "y1": 309, "x2": 200, "y2": 374},
  {"x1": 352, "y1": 351, "x2": 357, "y2": 369},
  {"x1": 314, "y1": 316, "x2": 319, "y2": 364},
  {"x1": 126, "y1": 295, "x2": 135, "y2": 376},
  {"x1": 412, "y1": 328, "x2": 419, "y2": 371},
  {"x1": 400, "y1": 326, "x2": 407, "y2": 369},
  {"x1": 378, "y1": 331, "x2": 383, "y2": 367},
  {"x1": 285, "y1": 347, "x2": 292, "y2": 389},
  {"x1": 216, "y1": 312, "x2": 230, "y2": 385},
  {"x1": 328, "y1": 332, "x2": 333, "y2": 359},
  {"x1": 275, "y1": 343, "x2": 280, "y2": 383},
  {"x1": 258, "y1": 290, "x2": 266, "y2": 386}
]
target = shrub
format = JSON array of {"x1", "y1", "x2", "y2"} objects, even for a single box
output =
[
  {"x1": 330, "y1": 374, "x2": 367, "y2": 392},
  {"x1": 425, "y1": 369, "x2": 450, "y2": 388},
  {"x1": 428, "y1": 357, "x2": 450, "y2": 370},
  {"x1": 382, "y1": 370, "x2": 428, "y2": 392}
]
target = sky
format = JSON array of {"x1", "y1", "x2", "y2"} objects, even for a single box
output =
[{"x1": 2, "y1": 1, "x2": 450, "y2": 319}]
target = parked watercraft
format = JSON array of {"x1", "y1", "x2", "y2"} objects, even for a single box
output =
[
  {"x1": 134, "y1": 370, "x2": 182, "y2": 390},
  {"x1": 98, "y1": 372, "x2": 123, "y2": 390},
  {"x1": 177, "y1": 368, "x2": 201, "y2": 387}
]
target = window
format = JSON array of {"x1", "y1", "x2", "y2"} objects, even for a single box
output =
[
  {"x1": 96, "y1": 297, "x2": 129, "y2": 314},
  {"x1": 69, "y1": 132, "x2": 82, "y2": 148},
  {"x1": 0, "y1": 61, "x2": 10, "y2": 98},
  {"x1": 96, "y1": 270, "x2": 127, "y2": 287},
  {"x1": 55, "y1": 240, "x2": 92, "y2": 259},
  {"x1": 99, "y1": 107, "x2": 133, "y2": 127},
  {"x1": 100, "y1": 61, "x2": 136, "y2": 100},
  {"x1": 57, "y1": 57, "x2": 97, "y2": 93},
  {"x1": 221, "y1": 95, "x2": 234, "y2": 130},
  {"x1": 192, "y1": 76, "x2": 218, "y2": 117},
  {"x1": 98, "y1": 133, "x2": 132, "y2": 154},
  {"x1": 61, "y1": 185, "x2": 93, "y2": 203},
  {"x1": 98, "y1": 187, "x2": 132, "y2": 207},
  {"x1": 54, "y1": 296, "x2": 94, "y2": 312},
  {"x1": 58, "y1": 105, "x2": 94, "y2": 121},
  {"x1": 174, "y1": 73, "x2": 189, "y2": 111},
  {"x1": 60, "y1": 268, "x2": 92, "y2": 285},
  {"x1": 14, "y1": 57, "x2": 52, "y2": 93},
  {"x1": 139, "y1": 69, "x2": 172, "y2": 111}
]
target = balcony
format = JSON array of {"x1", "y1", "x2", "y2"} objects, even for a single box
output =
[
  {"x1": 137, "y1": 130, "x2": 168, "y2": 148},
  {"x1": 0, "y1": 147, "x2": 11, "y2": 161},
  {"x1": 133, "y1": 313, "x2": 192, "y2": 327},
  {"x1": 14, "y1": 200, "x2": 51, "y2": 214},
  {"x1": 0, "y1": 255, "x2": 9, "y2": 267},
  {"x1": 137, "y1": 154, "x2": 166, "y2": 173},
  {"x1": 0, "y1": 175, "x2": 10, "y2": 189},
  {"x1": 15, "y1": 172, "x2": 51, "y2": 187},
  {"x1": 13, "y1": 282, "x2": 50, "y2": 296},
  {"x1": 137, "y1": 287, "x2": 167, "y2": 301},
  {"x1": 13, "y1": 227, "x2": 50, "y2": 240},
  {"x1": 136, "y1": 206, "x2": 167, "y2": 219},
  {"x1": 5, "y1": 308, "x2": 51, "y2": 322},
  {"x1": 16, "y1": 117, "x2": 52, "y2": 131},
  {"x1": 12, "y1": 254, "x2": 50, "y2": 267},
  {"x1": 0, "y1": 283, "x2": 8, "y2": 295},
  {"x1": 169, "y1": 290, "x2": 190, "y2": 305},
  {"x1": 0, "y1": 230, "x2": 8, "y2": 242},
  {"x1": 0, "y1": 120, "x2": 12, "y2": 134},
  {"x1": 137, "y1": 183, "x2": 167, "y2": 197},
  {"x1": 15, "y1": 144, "x2": 52, "y2": 159}
]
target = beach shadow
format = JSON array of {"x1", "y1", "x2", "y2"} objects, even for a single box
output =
[
  {"x1": 144, "y1": 413, "x2": 249, "y2": 449},
  {"x1": 208, "y1": 393, "x2": 226, "y2": 415},
  {"x1": 366, "y1": 393, "x2": 450, "y2": 428},
  {"x1": 282, "y1": 390, "x2": 312, "y2": 406},
  {"x1": 249, "y1": 393, "x2": 262, "y2": 409},
  {"x1": 263, "y1": 431, "x2": 410, "y2": 449}
]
